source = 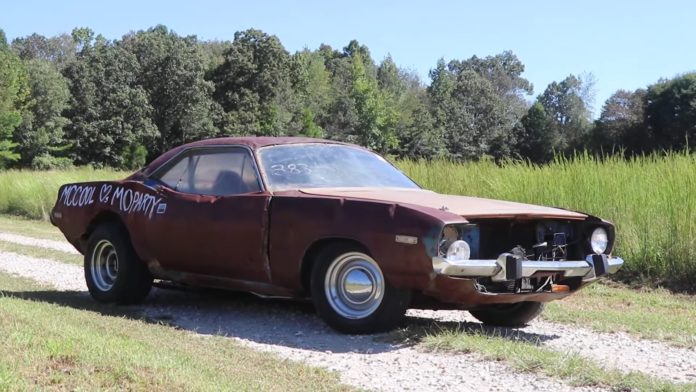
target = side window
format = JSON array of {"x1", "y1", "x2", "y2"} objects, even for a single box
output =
[
  {"x1": 154, "y1": 148, "x2": 261, "y2": 196},
  {"x1": 157, "y1": 154, "x2": 193, "y2": 192}
]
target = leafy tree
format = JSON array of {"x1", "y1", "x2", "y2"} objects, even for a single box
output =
[
  {"x1": 350, "y1": 52, "x2": 397, "y2": 153},
  {"x1": 377, "y1": 55, "x2": 403, "y2": 96},
  {"x1": 121, "y1": 25, "x2": 218, "y2": 156},
  {"x1": 11, "y1": 33, "x2": 77, "y2": 68},
  {"x1": 211, "y1": 29, "x2": 294, "y2": 136},
  {"x1": 398, "y1": 104, "x2": 445, "y2": 159},
  {"x1": 428, "y1": 59, "x2": 508, "y2": 160},
  {"x1": 71, "y1": 27, "x2": 95, "y2": 52},
  {"x1": 13, "y1": 59, "x2": 71, "y2": 166},
  {"x1": 645, "y1": 73, "x2": 696, "y2": 151},
  {"x1": 318, "y1": 44, "x2": 359, "y2": 141},
  {"x1": 536, "y1": 74, "x2": 593, "y2": 152},
  {"x1": 0, "y1": 35, "x2": 29, "y2": 167},
  {"x1": 516, "y1": 102, "x2": 559, "y2": 162},
  {"x1": 377, "y1": 56, "x2": 442, "y2": 158},
  {"x1": 445, "y1": 51, "x2": 533, "y2": 159},
  {"x1": 199, "y1": 39, "x2": 231, "y2": 75},
  {"x1": 63, "y1": 36, "x2": 157, "y2": 168},
  {"x1": 592, "y1": 89, "x2": 646, "y2": 153},
  {"x1": 122, "y1": 143, "x2": 148, "y2": 169},
  {"x1": 291, "y1": 49, "x2": 332, "y2": 137},
  {"x1": 299, "y1": 108, "x2": 324, "y2": 138}
]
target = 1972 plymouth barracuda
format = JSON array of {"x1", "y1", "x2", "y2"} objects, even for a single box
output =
[{"x1": 51, "y1": 137, "x2": 624, "y2": 333}]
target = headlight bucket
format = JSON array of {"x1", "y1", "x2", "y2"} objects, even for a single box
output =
[
  {"x1": 590, "y1": 227, "x2": 609, "y2": 254},
  {"x1": 437, "y1": 224, "x2": 478, "y2": 260},
  {"x1": 446, "y1": 240, "x2": 471, "y2": 261}
]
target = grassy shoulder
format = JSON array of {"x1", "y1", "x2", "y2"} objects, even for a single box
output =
[
  {"x1": 0, "y1": 214, "x2": 66, "y2": 241},
  {"x1": 0, "y1": 273, "x2": 350, "y2": 392},
  {"x1": 546, "y1": 282, "x2": 696, "y2": 348},
  {"x1": 419, "y1": 327, "x2": 694, "y2": 392}
]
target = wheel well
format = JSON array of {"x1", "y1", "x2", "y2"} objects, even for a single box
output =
[
  {"x1": 300, "y1": 238, "x2": 368, "y2": 295},
  {"x1": 81, "y1": 211, "x2": 127, "y2": 246}
]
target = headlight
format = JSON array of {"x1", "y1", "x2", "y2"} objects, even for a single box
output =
[
  {"x1": 590, "y1": 227, "x2": 608, "y2": 254},
  {"x1": 446, "y1": 240, "x2": 471, "y2": 261}
]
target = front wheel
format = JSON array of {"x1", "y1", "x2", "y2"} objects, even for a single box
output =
[
  {"x1": 85, "y1": 222, "x2": 153, "y2": 304},
  {"x1": 469, "y1": 302, "x2": 544, "y2": 327},
  {"x1": 310, "y1": 244, "x2": 411, "y2": 334}
]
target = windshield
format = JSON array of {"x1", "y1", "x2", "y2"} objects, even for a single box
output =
[{"x1": 257, "y1": 144, "x2": 419, "y2": 191}]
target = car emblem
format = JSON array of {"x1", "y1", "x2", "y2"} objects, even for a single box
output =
[{"x1": 395, "y1": 235, "x2": 418, "y2": 245}]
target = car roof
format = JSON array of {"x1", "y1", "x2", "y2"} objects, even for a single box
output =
[
  {"x1": 141, "y1": 136, "x2": 349, "y2": 177},
  {"x1": 186, "y1": 136, "x2": 344, "y2": 149}
]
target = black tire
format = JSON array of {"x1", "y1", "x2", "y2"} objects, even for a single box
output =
[
  {"x1": 84, "y1": 222, "x2": 153, "y2": 304},
  {"x1": 469, "y1": 302, "x2": 544, "y2": 327},
  {"x1": 310, "y1": 243, "x2": 411, "y2": 334}
]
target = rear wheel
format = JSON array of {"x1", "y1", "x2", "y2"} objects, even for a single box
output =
[
  {"x1": 469, "y1": 302, "x2": 544, "y2": 327},
  {"x1": 310, "y1": 243, "x2": 411, "y2": 334},
  {"x1": 85, "y1": 222, "x2": 153, "y2": 304}
]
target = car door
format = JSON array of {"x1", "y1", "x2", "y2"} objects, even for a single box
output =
[{"x1": 142, "y1": 146, "x2": 270, "y2": 283}]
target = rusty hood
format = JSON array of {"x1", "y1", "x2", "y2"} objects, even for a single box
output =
[{"x1": 298, "y1": 188, "x2": 587, "y2": 220}]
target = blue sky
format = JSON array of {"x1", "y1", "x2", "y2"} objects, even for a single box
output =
[{"x1": 3, "y1": 0, "x2": 695, "y2": 115}]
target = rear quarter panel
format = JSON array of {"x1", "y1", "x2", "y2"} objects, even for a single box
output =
[{"x1": 51, "y1": 180, "x2": 165, "y2": 255}]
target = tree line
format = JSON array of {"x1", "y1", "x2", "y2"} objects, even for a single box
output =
[{"x1": 0, "y1": 25, "x2": 693, "y2": 170}]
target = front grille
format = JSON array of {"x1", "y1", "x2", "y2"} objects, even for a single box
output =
[{"x1": 470, "y1": 219, "x2": 584, "y2": 261}]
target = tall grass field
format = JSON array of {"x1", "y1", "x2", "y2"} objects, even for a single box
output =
[
  {"x1": 0, "y1": 168, "x2": 127, "y2": 220},
  {"x1": 0, "y1": 153, "x2": 694, "y2": 290}
]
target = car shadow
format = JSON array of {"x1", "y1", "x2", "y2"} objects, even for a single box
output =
[{"x1": 2, "y1": 286, "x2": 560, "y2": 354}]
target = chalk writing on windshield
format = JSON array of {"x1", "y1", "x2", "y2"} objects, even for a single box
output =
[{"x1": 269, "y1": 163, "x2": 311, "y2": 176}]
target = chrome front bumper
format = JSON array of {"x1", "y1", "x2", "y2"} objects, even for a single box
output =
[{"x1": 432, "y1": 253, "x2": 624, "y2": 282}]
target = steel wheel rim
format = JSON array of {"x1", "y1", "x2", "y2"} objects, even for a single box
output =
[
  {"x1": 325, "y1": 252, "x2": 385, "y2": 319},
  {"x1": 90, "y1": 239, "x2": 119, "y2": 291}
]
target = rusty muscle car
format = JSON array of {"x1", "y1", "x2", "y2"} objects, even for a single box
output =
[{"x1": 51, "y1": 137, "x2": 623, "y2": 333}]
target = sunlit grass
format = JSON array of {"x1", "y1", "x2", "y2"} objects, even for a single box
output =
[
  {"x1": 544, "y1": 282, "x2": 696, "y2": 347},
  {"x1": 0, "y1": 168, "x2": 126, "y2": 220},
  {"x1": 0, "y1": 272, "x2": 350, "y2": 391}
]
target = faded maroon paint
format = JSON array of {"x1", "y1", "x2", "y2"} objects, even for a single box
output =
[
  {"x1": 52, "y1": 136, "x2": 606, "y2": 308},
  {"x1": 135, "y1": 188, "x2": 271, "y2": 282},
  {"x1": 267, "y1": 189, "x2": 463, "y2": 292}
]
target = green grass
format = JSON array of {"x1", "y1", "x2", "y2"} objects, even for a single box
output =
[
  {"x1": 0, "y1": 214, "x2": 66, "y2": 241},
  {"x1": 418, "y1": 326, "x2": 695, "y2": 392},
  {"x1": 544, "y1": 282, "x2": 696, "y2": 347},
  {"x1": 398, "y1": 152, "x2": 696, "y2": 291},
  {"x1": 0, "y1": 167, "x2": 126, "y2": 220},
  {"x1": 0, "y1": 272, "x2": 350, "y2": 391}
]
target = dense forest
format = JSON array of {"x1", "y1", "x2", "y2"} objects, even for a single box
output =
[{"x1": 0, "y1": 25, "x2": 694, "y2": 170}]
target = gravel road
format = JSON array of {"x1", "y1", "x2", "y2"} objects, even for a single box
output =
[{"x1": 1, "y1": 233, "x2": 695, "y2": 390}]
